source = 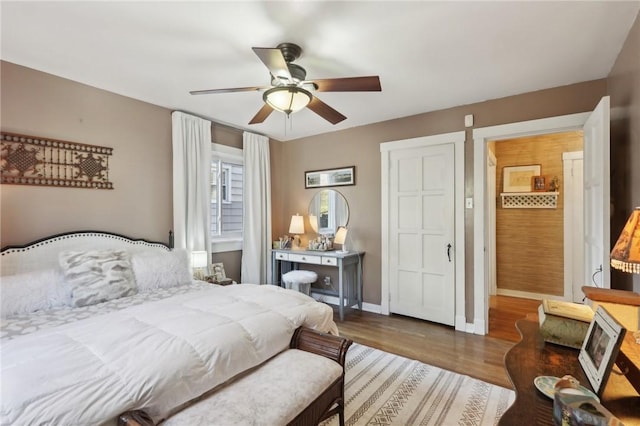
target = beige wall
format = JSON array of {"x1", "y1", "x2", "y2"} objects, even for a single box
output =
[
  {"x1": 495, "y1": 132, "x2": 583, "y2": 296},
  {"x1": 607, "y1": 13, "x2": 640, "y2": 292},
  {"x1": 1, "y1": 61, "x2": 173, "y2": 246},
  {"x1": 271, "y1": 80, "x2": 608, "y2": 316}
]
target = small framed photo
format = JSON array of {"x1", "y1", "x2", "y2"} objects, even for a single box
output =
[
  {"x1": 531, "y1": 175, "x2": 547, "y2": 192},
  {"x1": 305, "y1": 166, "x2": 355, "y2": 189},
  {"x1": 503, "y1": 164, "x2": 541, "y2": 192},
  {"x1": 210, "y1": 262, "x2": 226, "y2": 282},
  {"x1": 578, "y1": 306, "x2": 626, "y2": 396}
]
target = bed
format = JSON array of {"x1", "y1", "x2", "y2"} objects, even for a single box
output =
[{"x1": 0, "y1": 231, "x2": 343, "y2": 425}]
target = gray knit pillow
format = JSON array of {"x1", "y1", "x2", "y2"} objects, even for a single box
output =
[{"x1": 59, "y1": 249, "x2": 137, "y2": 307}]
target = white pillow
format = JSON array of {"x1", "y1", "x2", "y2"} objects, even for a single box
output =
[
  {"x1": 1, "y1": 269, "x2": 69, "y2": 317},
  {"x1": 59, "y1": 249, "x2": 137, "y2": 307},
  {"x1": 131, "y1": 249, "x2": 193, "y2": 292}
]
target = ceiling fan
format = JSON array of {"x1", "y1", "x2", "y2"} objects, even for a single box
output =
[{"x1": 190, "y1": 42, "x2": 381, "y2": 125}]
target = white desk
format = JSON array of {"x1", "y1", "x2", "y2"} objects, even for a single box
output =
[{"x1": 271, "y1": 249, "x2": 364, "y2": 321}]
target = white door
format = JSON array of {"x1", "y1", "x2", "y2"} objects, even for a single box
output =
[
  {"x1": 563, "y1": 152, "x2": 584, "y2": 302},
  {"x1": 583, "y1": 97, "x2": 610, "y2": 289},
  {"x1": 389, "y1": 143, "x2": 455, "y2": 325}
]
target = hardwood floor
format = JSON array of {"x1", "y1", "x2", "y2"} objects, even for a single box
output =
[{"x1": 333, "y1": 295, "x2": 542, "y2": 390}]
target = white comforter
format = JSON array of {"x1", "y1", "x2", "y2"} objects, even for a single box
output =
[{"x1": 1, "y1": 284, "x2": 338, "y2": 425}]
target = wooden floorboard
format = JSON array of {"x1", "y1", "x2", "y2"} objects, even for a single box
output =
[{"x1": 333, "y1": 295, "x2": 542, "y2": 390}]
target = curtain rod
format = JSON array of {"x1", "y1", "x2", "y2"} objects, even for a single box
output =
[{"x1": 173, "y1": 109, "x2": 269, "y2": 139}]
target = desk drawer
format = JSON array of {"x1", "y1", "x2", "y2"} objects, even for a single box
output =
[
  {"x1": 321, "y1": 257, "x2": 338, "y2": 266},
  {"x1": 275, "y1": 252, "x2": 289, "y2": 261},
  {"x1": 288, "y1": 253, "x2": 322, "y2": 264}
]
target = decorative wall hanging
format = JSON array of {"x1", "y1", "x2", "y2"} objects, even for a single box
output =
[
  {"x1": 305, "y1": 166, "x2": 355, "y2": 189},
  {"x1": 1, "y1": 131, "x2": 113, "y2": 189}
]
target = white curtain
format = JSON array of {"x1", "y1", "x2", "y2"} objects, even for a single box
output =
[
  {"x1": 172, "y1": 111, "x2": 212, "y2": 265},
  {"x1": 241, "y1": 131, "x2": 272, "y2": 284}
]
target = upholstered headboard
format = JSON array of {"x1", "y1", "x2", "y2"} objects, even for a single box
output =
[{"x1": 1, "y1": 231, "x2": 170, "y2": 277}]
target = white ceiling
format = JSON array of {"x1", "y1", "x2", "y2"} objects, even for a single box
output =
[{"x1": 1, "y1": 1, "x2": 639, "y2": 141}]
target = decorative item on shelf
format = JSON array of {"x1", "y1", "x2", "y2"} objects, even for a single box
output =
[
  {"x1": 334, "y1": 226, "x2": 348, "y2": 253},
  {"x1": 503, "y1": 164, "x2": 541, "y2": 193},
  {"x1": 531, "y1": 175, "x2": 547, "y2": 192},
  {"x1": 548, "y1": 176, "x2": 560, "y2": 192},
  {"x1": 191, "y1": 251, "x2": 209, "y2": 280},
  {"x1": 289, "y1": 214, "x2": 305, "y2": 249}
]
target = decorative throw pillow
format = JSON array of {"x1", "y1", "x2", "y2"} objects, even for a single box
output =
[
  {"x1": 131, "y1": 248, "x2": 193, "y2": 292},
  {"x1": 0, "y1": 268, "x2": 69, "y2": 317},
  {"x1": 59, "y1": 249, "x2": 137, "y2": 307}
]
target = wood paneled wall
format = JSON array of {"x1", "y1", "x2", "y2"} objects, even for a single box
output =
[{"x1": 495, "y1": 131, "x2": 583, "y2": 296}]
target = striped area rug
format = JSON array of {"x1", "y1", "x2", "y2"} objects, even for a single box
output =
[{"x1": 324, "y1": 343, "x2": 515, "y2": 426}]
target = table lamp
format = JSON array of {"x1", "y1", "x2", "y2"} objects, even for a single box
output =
[
  {"x1": 611, "y1": 207, "x2": 640, "y2": 274},
  {"x1": 289, "y1": 214, "x2": 305, "y2": 249},
  {"x1": 609, "y1": 206, "x2": 640, "y2": 343},
  {"x1": 191, "y1": 250, "x2": 208, "y2": 280},
  {"x1": 334, "y1": 226, "x2": 348, "y2": 253}
]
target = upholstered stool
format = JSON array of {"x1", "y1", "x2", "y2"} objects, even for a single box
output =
[{"x1": 282, "y1": 270, "x2": 317, "y2": 296}]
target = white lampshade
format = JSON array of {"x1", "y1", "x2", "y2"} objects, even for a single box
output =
[
  {"x1": 289, "y1": 214, "x2": 305, "y2": 234},
  {"x1": 264, "y1": 86, "x2": 312, "y2": 116},
  {"x1": 191, "y1": 251, "x2": 208, "y2": 268},
  {"x1": 334, "y1": 226, "x2": 348, "y2": 252}
]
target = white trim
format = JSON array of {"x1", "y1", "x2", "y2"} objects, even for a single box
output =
[
  {"x1": 473, "y1": 112, "x2": 590, "y2": 335},
  {"x1": 211, "y1": 238, "x2": 242, "y2": 253},
  {"x1": 380, "y1": 131, "x2": 467, "y2": 332},
  {"x1": 211, "y1": 142, "x2": 243, "y2": 162},
  {"x1": 563, "y1": 151, "x2": 584, "y2": 302}
]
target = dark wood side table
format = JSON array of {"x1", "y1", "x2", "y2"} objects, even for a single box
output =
[{"x1": 500, "y1": 319, "x2": 640, "y2": 425}]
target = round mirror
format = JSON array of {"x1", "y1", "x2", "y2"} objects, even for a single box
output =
[{"x1": 308, "y1": 189, "x2": 349, "y2": 235}]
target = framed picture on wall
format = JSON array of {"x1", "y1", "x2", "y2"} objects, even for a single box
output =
[
  {"x1": 503, "y1": 164, "x2": 541, "y2": 192},
  {"x1": 305, "y1": 166, "x2": 355, "y2": 189}
]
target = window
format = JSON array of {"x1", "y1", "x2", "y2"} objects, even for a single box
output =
[{"x1": 211, "y1": 143, "x2": 243, "y2": 252}]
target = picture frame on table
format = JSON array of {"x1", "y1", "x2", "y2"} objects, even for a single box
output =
[
  {"x1": 578, "y1": 306, "x2": 626, "y2": 396},
  {"x1": 211, "y1": 262, "x2": 226, "y2": 282},
  {"x1": 503, "y1": 164, "x2": 541, "y2": 192},
  {"x1": 531, "y1": 175, "x2": 547, "y2": 192},
  {"x1": 305, "y1": 166, "x2": 355, "y2": 189}
]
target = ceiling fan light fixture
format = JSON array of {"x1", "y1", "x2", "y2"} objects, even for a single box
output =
[{"x1": 263, "y1": 86, "x2": 312, "y2": 116}]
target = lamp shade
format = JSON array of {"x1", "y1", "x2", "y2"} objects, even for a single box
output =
[
  {"x1": 264, "y1": 86, "x2": 312, "y2": 116},
  {"x1": 191, "y1": 251, "x2": 208, "y2": 269},
  {"x1": 289, "y1": 214, "x2": 305, "y2": 235},
  {"x1": 334, "y1": 226, "x2": 348, "y2": 245},
  {"x1": 610, "y1": 207, "x2": 640, "y2": 274}
]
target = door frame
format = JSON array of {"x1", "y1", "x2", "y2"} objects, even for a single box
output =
[
  {"x1": 563, "y1": 151, "x2": 584, "y2": 302},
  {"x1": 381, "y1": 131, "x2": 467, "y2": 332},
  {"x1": 472, "y1": 112, "x2": 590, "y2": 335}
]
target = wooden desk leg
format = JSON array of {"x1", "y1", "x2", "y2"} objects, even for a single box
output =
[{"x1": 357, "y1": 256, "x2": 363, "y2": 310}]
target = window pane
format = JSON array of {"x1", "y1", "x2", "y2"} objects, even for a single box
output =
[{"x1": 211, "y1": 155, "x2": 243, "y2": 240}]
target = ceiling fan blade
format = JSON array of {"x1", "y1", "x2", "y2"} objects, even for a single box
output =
[
  {"x1": 252, "y1": 47, "x2": 292, "y2": 81},
  {"x1": 190, "y1": 86, "x2": 267, "y2": 95},
  {"x1": 248, "y1": 103, "x2": 274, "y2": 125},
  {"x1": 307, "y1": 97, "x2": 347, "y2": 125},
  {"x1": 312, "y1": 76, "x2": 381, "y2": 92}
]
